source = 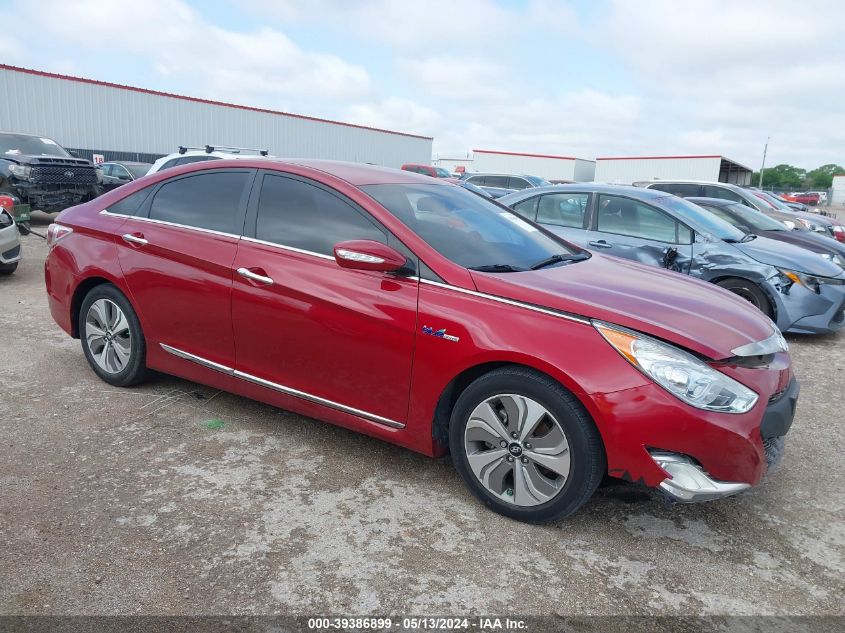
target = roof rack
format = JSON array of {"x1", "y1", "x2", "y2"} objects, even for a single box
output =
[{"x1": 178, "y1": 145, "x2": 269, "y2": 156}]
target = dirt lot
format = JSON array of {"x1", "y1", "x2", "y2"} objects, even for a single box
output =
[{"x1": 1, "y1": 218, "x2": 843, "y2": 616}]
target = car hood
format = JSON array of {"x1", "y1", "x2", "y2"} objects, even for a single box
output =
[
  {"x1": 0, "y1": 153, "x2": 92, "y2": 166},
  {"x1": 732, "y1": 235, "x2": 843, "y2": 277},
  {"x1": 469, "y1": 253, "x2": 776, "y2": 360}
]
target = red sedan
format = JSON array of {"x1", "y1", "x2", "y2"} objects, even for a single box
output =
[{"x1": 44, "y1": 160, "x2": 796, "y2": 522}]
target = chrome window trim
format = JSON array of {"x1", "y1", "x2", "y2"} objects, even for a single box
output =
[
  {"x1": 240, "y1": 236, "x2": 335, "y2": 261},
  {"x1": 159, "y1": 343, "x2": 405, "y2": 429},
  {"x1": 418, "y1": 278, "x2": 590, "y2": 325},
  {"x1": 101, "y1": 210, "x2": 241, "y2": 239}
]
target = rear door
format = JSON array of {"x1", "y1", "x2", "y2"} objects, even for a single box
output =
[
  {"x1": 582, "y1": 193, "x2": 694, "y2": 273},
  {"x1": 230, "y1": 171, "x2": 418, "y2": 426},
  {"x1": 115, "y1": 169, "x2": 254, "y2": 368}
]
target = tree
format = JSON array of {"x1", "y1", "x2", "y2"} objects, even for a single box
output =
[
  {"x1": 805, "y1": 164, "x2": 844, "y2": 189},
  {"x1": 753, "y1": 163, "x2": 806, "y2": 188}
]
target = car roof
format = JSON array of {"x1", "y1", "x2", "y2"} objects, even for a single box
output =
[
  {"x1": 187, "y1": 158, "x2": 449, "y2": 186},
  {"x1": 637, "y1": 179, "x2": 744, "y2": 190},
  {"x1": 465, "y1": 172, "x2": 542, "y2": 179},
  {"x1": 503, "y1": 183, "x2": 672, "y2": 200}
]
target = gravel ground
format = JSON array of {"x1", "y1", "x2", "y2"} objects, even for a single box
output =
[{"x1": 1, "y1": 217, "x2": 843, "y2": 617}]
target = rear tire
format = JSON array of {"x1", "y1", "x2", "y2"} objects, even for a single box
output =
[
  {"x1": 716, "y1": 277, "x2": 774, "y2": 319},
  {"x1": 79, "y1": 284, "x2": 148, "y2": 387},
  {"x1": 449, "y1": 366, "x2": 605, "y2": 523}
]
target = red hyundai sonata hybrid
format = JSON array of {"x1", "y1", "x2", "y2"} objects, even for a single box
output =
[{"x1": 45, "y1": 160, "x2": 797, "y2": 522}]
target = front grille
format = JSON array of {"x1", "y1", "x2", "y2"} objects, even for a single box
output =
[
  {"x1": 30, "y1": 165, "x2": 98, "y2": 185},
  {"x1": 2, "y1": 244, "x2": 20, "y2": 260},
  {"x1": 763, "y1": 436, "x2": 785, "y2": 470}
]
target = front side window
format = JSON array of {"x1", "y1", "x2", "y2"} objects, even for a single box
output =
[
  {"x1": 485, "y1": 175, "x2": 510, "y2": 188},
  {"x1": 100, "y1": 164, "x2": 114, "y2": 177},
  {"x1": 362, "y1": 183, "x2": 580, "y2": 271},
  {"x1": 536, "y1": 193, "x2": 590, "y2": 228},
  {"x1": 149, "y1": 171, "x2": 249, "y2": 233},
  {"x1": 597, "y1": 194, "x2": 683, "y2": 243},
  {"x1": 466, "y1": 175, "x2": 486, "y2": 186},
  {"x1": 512, "y1": 197, "x2": 539, "y2": 220},
  {"x1": 256, "y1": 175, "x2": 385, "y2": 256}
]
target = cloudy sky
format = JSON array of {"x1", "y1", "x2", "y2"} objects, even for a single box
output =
[{"x1": 1, "y1": 0, "x2": 843, "y2": 169}]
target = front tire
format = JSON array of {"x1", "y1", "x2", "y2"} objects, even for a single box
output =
[
  {"x1": 79, "y1": 284, "x2": 148, "y2": 387},
  {"x1": 715, "y1": 277, "x2": 774, "y2": 319},
  {"x1": 450, "y1": 367, "x2": 605, "y2": 523},
  {"x1": 0, "y1": 262, "x2": 17, "y2": 275}
]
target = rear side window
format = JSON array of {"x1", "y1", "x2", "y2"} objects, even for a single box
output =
[
  {"x1": 485, "y1": 175, "x2": 510, "y2": 188},
  {"x1": 108, "y1": 187, "x2": 152, "y2": 216},
  {"x1": 149, "y1": 172, "x2": 249, "y2": 233},
  {"x1": 255, "y1": 174, "x2": 385, "y2": 256},
  {"x1": 536, "y1": 193, "x2": 590, "y2": 228},
  {"x1": 508, "y1": 177, "x2": 530, "y2": 190},
  {"x1": 597, "y1": 194, "x2": 686, "y2": 243},
  {"x1": 702, "y1": 185, "x2": 743, "y2": 203},
  {"x1": 649, "y1": 183, "x2": 700, "y2": 197},
  {"x1": 466, "y1": 175, "x2": 485, "y2": 186},
  {"x1": 512, "y1": 197, "x2": 538, "y2": 220}
]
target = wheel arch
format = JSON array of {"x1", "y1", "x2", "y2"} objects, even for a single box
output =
[
  {"x1": 431, "y1": 359, "x2": 597, "y2": 453},
  {"x1": 69, "y1": 276, "x2": 124, "y2": 338},
  {"x1": 708, "y1": 273, "x2": 779, "y2": 322}
]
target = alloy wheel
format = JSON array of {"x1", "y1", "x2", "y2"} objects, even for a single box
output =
[
  {"x1": 464, "y1": 393, "x2": 571, "y2": 507},
  {"x1": 85, "y1": 298, "x2": 132, "y2": 374}
]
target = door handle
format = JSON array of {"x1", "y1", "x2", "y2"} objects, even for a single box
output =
[
  {"x1": 237, "y1": 267, "x2": 274, "y2": 285},
  {"x1": 122, "y1": 233, "x2": 148, "y2": 246},
  {"x1": 588, "y1": 240, "x2": 612, "y2": 248}
]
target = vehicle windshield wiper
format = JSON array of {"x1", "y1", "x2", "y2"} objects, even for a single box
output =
[
  {"x1": 529, "y1": 253, "x2": 589, "y2": 270},
  {"x1": 468, "y1": 264, "x2": 526, "y2": 273}
]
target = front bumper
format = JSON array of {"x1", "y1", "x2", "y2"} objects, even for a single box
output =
[
  {"x1": 773, "y1": 280, "x2": 845, "y2": 335},
  {"x1": 648, "y1": 378, "x2": 798, "y2": 503},
  {"x1": 11, "y1": 183, "x2": 97, "y2": 214},
  {"x1": 0, "y1": 222, "x2": 21, "y2": 264}
]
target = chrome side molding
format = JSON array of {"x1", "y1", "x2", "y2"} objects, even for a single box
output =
[{"x1": 159, "y1": 343, "x2": 405, "y2": 429}]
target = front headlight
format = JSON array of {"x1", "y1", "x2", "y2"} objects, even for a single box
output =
[
  {"x1": 778, "y1": 268, "x2": 845, "y2": 294},
  {"x1": 7, "y1": 164, "x2": 32, "y2": 180},
  {"x1": 594, "y1": 321, "x2": 758, "y2": 414},
  {"x1": 797, "y1": 217, "x2": 825, "y2": 233}
]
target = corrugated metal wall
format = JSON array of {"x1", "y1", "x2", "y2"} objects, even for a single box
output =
[
  {"x1": 471, "y1": 152, "x2": 582, "y2": 181},
  {"x1": 595, "y1": 157, "x2": 723, "y2": 184},
  {"x1": 0, "y1": 67, "x2": 432, "y2": 168}
]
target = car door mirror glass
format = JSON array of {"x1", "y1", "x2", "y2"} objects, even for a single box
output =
[{"x1": 334, "y1": 240, "x2": 407, "y2": 272}]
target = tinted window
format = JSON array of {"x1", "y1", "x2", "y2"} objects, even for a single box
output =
[
  {"x1": 179, "y1": 155, "x2": 220, "y2": 166},
  {"x1": 699, "y1": 202, "x2": 787, "y2": 232},
  {"x1": 658, "y1": 196, "x2": 744, "y2": 241},
  {"x1": 597, "y1": 195, "x2": 682, "y2": 243},
  {"x1": 362, "y1": 183, "x2": 580, "y2": 271},
  {"x1": 649, "y1": 183, "x2": 700, "y2": 197},
  {"x1": 100, "y1": 164, "x2": 114, "y2": 177},
  {"x1": 466, "y1": 175, "x2": 486, "y2": 186},
  {"x1": 158, "y1": 158, "x2": 181, "y2": 172},
  {"x1": 108, "y1": 187, "x2": 153, "y2": 216},
  {"x1": 256, "y1": 175, "x2": 385, "y2": 256},
  {"x1": 512, "y1": 197, "x2": 538, "y2": 220},
  {"x1": 112, "y1": 165, "x2": 131, "y2": 180},
  {"x1": 508, "y1": 177, "x2": 531, "y2": 190},
  {"x1": 485, "y1": 176, "x2": 510, "y2": 188},
  {"x1": 702, "y1": 185, "x2": 743, "y2": 203},
  {"x1": 536, "y1": 193, "x2": 590, "y2": 228},
  {"x1": 149, "y1": 172, "x2": 248, "y2": 233}
]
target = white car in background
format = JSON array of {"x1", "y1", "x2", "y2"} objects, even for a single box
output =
[
  {"x1": 0, "y1": 207, "x2": 21, "y2": 274},
  {"x1": 146, "y1": 145, "x2": 274, "y2": 175}
]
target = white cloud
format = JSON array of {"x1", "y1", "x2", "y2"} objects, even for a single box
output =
[{"x1": 8, "y1": 0, "x2": 371, "y2": 107}]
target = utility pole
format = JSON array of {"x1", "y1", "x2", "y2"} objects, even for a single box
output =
[{"x1": 758, "y1": 136, "x2": 770, "y2": 188}]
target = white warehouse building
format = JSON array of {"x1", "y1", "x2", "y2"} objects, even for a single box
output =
[
  {"x1": 832, "y1": 174, "x2": 845, "y2": 205},
  {"x1": 0, "y1": 64, "x2": 433, "y2": 167},
  {"x1": 471, "y1": 149, "x2": 596, "y2": 182},
  {"x1": 594, "y1": 154, "x2": 753, "y2": 185}
]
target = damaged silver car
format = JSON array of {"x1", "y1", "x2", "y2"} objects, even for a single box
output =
[{"x1": 499, "y1": 184, "x2": 845, "y2": 335}]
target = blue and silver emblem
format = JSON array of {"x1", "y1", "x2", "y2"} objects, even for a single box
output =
[{"x1": 422, "y1": 325, "x2": 459, "y2": 342}]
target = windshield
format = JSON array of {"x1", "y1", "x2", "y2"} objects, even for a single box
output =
[
  {"x1": 125, "y1": 163, "x2": 151, "y2": 178},
  {"x1": 434, "y1": 167, "x2": 451, "y2": 178},
  {"x1": 527, "y1": 175, "x2": 552, "y2": 187},
  {"x1": 698, "y1": 202, "x2": 787, "y2": 232},
  {"x1": 757, "y1": 191, "x2": 793, "y2": 211},
  {"x1": 656, "y1": 196, "x2": 746, "y2": 241},
  {"x1": 0, "y1": 133, "x2": 71, "y2": 158},
  {"x1": 362, "y1": 183, "x2": 579, "y2": 271}
]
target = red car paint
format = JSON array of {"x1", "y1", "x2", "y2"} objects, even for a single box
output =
[{"x1": 45, "y1": 159, "x2": 792, "y2": 491}]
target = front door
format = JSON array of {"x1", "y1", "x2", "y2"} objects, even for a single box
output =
[
  {"x1": 583, "y1": 193, "x2": 694, "y2": 273},
  {"x1": 231, "y1": 171, "x2": 418, "y2": 426}
]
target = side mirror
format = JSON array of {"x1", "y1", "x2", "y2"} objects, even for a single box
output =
[
  {"x1": 333, "y1": 240, "x2": 407, "y2": 272},
  {"x1": 118, "y1": 173, "x2": 131, "y2": 181}
]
